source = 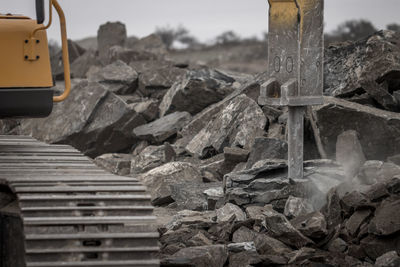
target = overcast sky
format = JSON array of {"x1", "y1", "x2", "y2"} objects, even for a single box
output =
[{"x1": 3, "y1": 0, "x2": 400, "y2": 43}]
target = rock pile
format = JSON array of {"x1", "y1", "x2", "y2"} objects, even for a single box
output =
[{"x1": 2, "y1": 23, "x2": 400, "y2": 266}]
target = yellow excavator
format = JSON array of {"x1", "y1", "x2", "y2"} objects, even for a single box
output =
[{"x1": 0, "y1": 1, "x2": 159, "y2": 266}]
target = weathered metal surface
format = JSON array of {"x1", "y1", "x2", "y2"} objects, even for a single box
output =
[
  {"x1": 259, "y1": 0, "x2": 324, "y2": 179},
  {"x1": 0, "y1": 135, "x2": 159, "y2": 267},
  {"x1": 259, "y1": 0, "x2": 324, "y2": 106},
  {"x1": 288, "y1": 106, "x2": 305, "y2": 179}
]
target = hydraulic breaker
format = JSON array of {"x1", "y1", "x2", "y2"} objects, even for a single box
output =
[{"x1": 259, "y1": 0, "x2": 324, "y2": 179}]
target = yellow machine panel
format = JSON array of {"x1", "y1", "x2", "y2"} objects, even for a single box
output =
[{"x1": 0, "y1": 18, "x2": 53, "y2": 88}]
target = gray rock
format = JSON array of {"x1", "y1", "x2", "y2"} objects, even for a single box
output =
[
  {"x1": 336, "y1": 130, "x2": 366, "y2": 178},
  {"x1": 20, "y1": 81, "x2": 146, "y2": 157},
  {"x1": 171, "y1": 245, "x2": 228, "y2": 267},
  {"x1": 364, "y1": 182, "x2": 390, "y2": 202},
  {"x1": 159, "y1": 69, "x2": 236, "y2": 116},
  {"x1": 223, "y1": 147, "x2": 250, "y2": 164},
  {"x1": 246, "y1": 137, "x2": 288, "y2": 169},
  {"x1": 216, "y1": 203, "x2": 246, "y2": 223},
  {"x1": 133, "y1": 112, "x2": 191, "y2": 144},
  {"x1": 375, "y1": 251, "x2": 400, "y2": 267},
  {"x1": 97, "y1": 22, "x2": 127, "y2": 64},
  {"x1": 284, "y1": 196, "x2": 314, "y2": 219},
  {"x1": 94, "y1": 153, "x2": 134, "y2": 175},
  {"x1": 71, "y1": 49, "x2": 101, "y2": 78},
  {"x1": 360, "y1": 234, "x2": 400, "y2": 260},
  {"x1": 87, "y1": 60, "x2": 138, "y2": 95},
  {"x1": 130, "y1": 144, "x2": 176, "y2": 174},
  {"x1": 138, "y1": 65, "x2": 187, "y2": 98},
  {"x1": 357, "y1": 161, "x2": 400, "y2": 185},
  {"x1": 328, "y1": 238, "x2": 348, "y2": 253},
  {"x1": 203, "y1": 187, "x2": 224, "y2": 211},
  {"x1": 130, "y1": 34, "x2": 167, "y2": 57},
  {"x1": 232, "y1": 226, "x2": 258, "y2": 243},
  {"x1": 324, "y1": 30, "x2": 400, "y2": 111},
  {"x1": 262, "y1": 205, "x2": 313, "y2": 248},
  {"x1": 160, "y1": 226, "x2": 199, "y2": 249},
  {"x1": 187, "y1": 232, "x2": 213, "y2": 247},
  {"x1": 227, "y1": 242, "x2": 256, "y2": 253},
  {"x1": 369, "y1": 197, "x2": 400, "y2": 236},
  {"x1": 224, "y1": 160, "x2": 332, "y2": 209},
  {"x1": 340, "y1": 191, "x2": 369, "y2": 216},
  {"x1": 108, "y1": 46, "x2": 158, "y2": 64},
  {"x1": 321, "y1": 188, "x2": 342, "y2": 229},
  {"x1": 388, "y1": 154, "x2": 400, "y2": 166},
  {"x1": 52, "y1": 39, "x2": 86, "y2": 80},
  {"x1": 170, "y1": 182, "x2": 222, "y2": 211},
  {"x1": 254, "y1": 234, "x2": 293, "y2": 256},
  {"x1": 165, "y1": 210, "x2": 217, "y2": 231},
  {"x1": 129, "y1": 98, "x2": 159, "y2": 122},
  {"x1": 312, "y1": 97, "x2": 400, "y2": 161},
  {"x1": 345, "y1": 209, "x2": 372, "y2": 237},
  {"x1": 262, "y1": 106, "x2": 283, "y2": 123},
  {"x1": 228, "y1": 251, "x2": 262, "y2": 267},
  {"x1": 290, "y1": 211, "x2": 328, "y2": 239},
  {"x1": 245, "y1": 205, "x2": 269, "y2": 223},
  {"x1": 138, "y1": 162, "x2": 203, "y2": 205},
  {"x1": 176, "y1": 74, "x2": 265, "y2": 148},
  {"x1": 387, "y1": 176, "x2": 400, "y2": 194},
  {"x1": 186, "y1": 94, "x2": 266, "y2": 158}
]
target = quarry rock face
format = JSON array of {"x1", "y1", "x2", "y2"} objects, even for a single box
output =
[
  {"x1": 313, "y1": 97, "x2": 400, "y2": 160},
  {"x1": 324, "y1": 30, "x2": 400, "y2": 112},
  {"x1": 20, "y1": 81, "x2": 146, "y2": 157},
  {"x1": 4, "y1": 28, "x2": 400, "y2": 267}
]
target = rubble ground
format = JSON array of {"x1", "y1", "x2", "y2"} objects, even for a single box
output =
[{"x1": 2, "y1": 23, "x2": 400, "y2": 266}]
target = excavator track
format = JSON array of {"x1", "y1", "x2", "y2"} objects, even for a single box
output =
[{"x1": 0, "y1": 135, "x2": 159, "y2": 267}]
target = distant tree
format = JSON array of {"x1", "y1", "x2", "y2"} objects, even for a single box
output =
[
  {"x1": 326, "y1": 19, "x2": 377, "y2": 44},
  {"x1": 155, "y1": 25, "x2": 197, "y2": 49},
  {"x1": 387, "y1": 23, "x2": 400, "y2": 32},
  {"x1": 215, "y1": 31, "x2": 241, "y2": 45}
]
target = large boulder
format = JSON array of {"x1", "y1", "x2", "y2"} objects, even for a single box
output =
[
  {"x1": 176, "y1": 74, "x2": 264, "y2": 148},
  {"x1": 312, "y1": 97, "x2": 400, "y2": 160},
  {"x1": 138, "y1": 162, "x2": 203, "y2": 205},
  {"x1": 97, "y1": 22, "x2": 127, "y2": 64},
  {"x1": 159, "y1": 69, "x2": 237, "y2": 116},
  {"x1": 20, "y1": 80, "x2": 146, "y2": 157},
  {"x1": 87, "y1": 60, "x2": 138, "y2": 95},
  {"x1": 324, "y1": 30, "x2": 400, "y2": 111},
  {"x1": 185, "y1": 94, "x2": 266, "y2": 158}
]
